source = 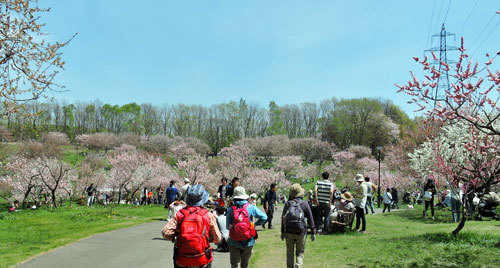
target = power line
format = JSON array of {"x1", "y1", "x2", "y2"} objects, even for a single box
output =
[
  {"x1": 434, "y1": 0, "x2": 445, "y2": 33},
  {"x1": 471, "y1": 17, "x2": 500, "y2": 57},
  {"x1": 426, "y1": 0, "x2": 438, "y2": 47},
  {"x1": 443, "y1": 0, "x2": 452, "y2": 23},
  {"x1": 458, "y1": 0, "x2": 480, "y2": 35},
  {"x1": 469, "y1": 12, "x2": 497, "y2": 52}
]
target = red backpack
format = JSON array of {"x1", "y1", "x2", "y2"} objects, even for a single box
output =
[
  {"x1": 229, "y1": 203, "x2": 254, "y2": 241},
  {"x1": 175, "y1": 206, "x2": 212, "y2": 267}
]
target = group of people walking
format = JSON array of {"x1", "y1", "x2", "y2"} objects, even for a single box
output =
[
  {"x1": 160, "y1": 171, "x2": 385, "y2": 268},
  {"x1": 162, "y1": 183, "x2": 269, "y2": 268}
]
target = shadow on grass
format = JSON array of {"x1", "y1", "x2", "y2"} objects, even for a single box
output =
[
  {"x1": 394, "y1": 232, "x2": 500, "y2": 248},
  {"x1": 386, "y1": 209, "x2": 454, "y2": 224},
  {"x1": 377, "y1": 232, "x2": 500, "y2": 268}
]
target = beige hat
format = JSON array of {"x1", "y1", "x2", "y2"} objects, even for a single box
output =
[
  {"x1": 289, "y1": 183, "x2": 305, "y2": 198},
  {"x1": 184, "y1": 178, "x2": 190, "y2": 183},
  {"x1": 341, "y1": 191, "x2": 353, "y2": 201},
  {"x1": 250, "y1": 193, "x2": 258, "y2": 199},
  {"x1": 233, "y1": 186, "x2": 249, "y2": 200},
  {"x1": 355, "y1": 174, "x2": 364, "y2": 182}
]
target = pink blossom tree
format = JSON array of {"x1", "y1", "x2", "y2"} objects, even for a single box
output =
[
  {"x1": 175, "y1": 136, "x2": 211, "y2": 156},
  {"x1": 397, "y1": 36, "x2": 500, "y2": 134},
  {"x1": 348, "y1": 145, "x2": 372, "y2": 159},
  {"x1": 296, "y1": 164, "x2": 318, "y2": 181},
  {"x1": 107, "y1": 145, "x2": 143, "y2": 203},
  {"x1": 290, "y1": 138, "x2": 335, "y2": 164},
  {"x1": 218, "y1": 144, "x2": 252, "y2": 179},
  {"x1": 176, "y1": 154, "x2": 216, "y2": 193},
  {"x1": 323, "y1": 163, "x2": 341, "y2": 178},
  {"x1": 116, "y1": 133, "x2": 141, "y2": 148},
  {"x1": 142, "y1": 135, "x2": 172, "y2": 153},
  {"x1": 108, "y1": 144, "x2": 178, "y2": 202},
  {"x1": 76, "y1": 133, "x2": 117, "y2": 152},
  {"x1": 76, "y1": 154, "x2": 108, "y2": 203},
  {"x1": 398, "y1": 28, "x2": 500, "y2": 234},
  {"x1": 4, "y1": 156, "x2": 41, "y2": 208},
  {"x1": 236, "y1": 135, "x2": 292, "y2": 159},
  {"x1": 34, "y1": 157, "x2": 74, "y2": 208},
  {"x1": 409, "y1": 121, "x2": 500, "y2": 234},
  {"x1": 129, "y1": 156, "x2": 178, "y2": 199},
  {"x1": 332, "y1": 150, "x2": 356, "y2": 166},
  {"x1": 58, "y1": 166, "x2": 80, "y2": 206},
  {"x1": 170, "y1": 142, "x2": 197, "y2": 161},
  {"x1": 244, "y1": 168, "x2": 290, "y2": 198},
  {"x1": 275, "y1": 156, "x2": 303, "y2": 178},
  {"x1": 41, "y1": 132, "x2": 70, "y2": 147}
]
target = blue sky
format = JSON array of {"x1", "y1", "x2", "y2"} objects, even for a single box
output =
[{"x1": 42, "y1": 0, "x2": 500, "y2": 116}]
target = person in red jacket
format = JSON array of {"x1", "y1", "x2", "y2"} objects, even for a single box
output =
[{"x1": 162, "y1": 184, "x2": 222, "y2": 268}]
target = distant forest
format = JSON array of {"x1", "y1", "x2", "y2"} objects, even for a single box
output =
[{"x1": 1, "y1": 97, "x2": 414, "y2": 154}]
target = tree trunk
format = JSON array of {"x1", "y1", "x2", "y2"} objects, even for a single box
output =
[
  {"x1": 118, "y1": 188, "x2": 122, "y2": 204},
  {"x1": 22, "y1": 186, "x2": 33, "y2": 209},
  {"x1": 51, "y1": 191, "x2": 58, "y2": 208},
  {"x1": 452, "y1": 216, "x2": 466, "y2": 236},
  {"x1": 452, "y1": 196, "x2": 469, "y2": 236}
]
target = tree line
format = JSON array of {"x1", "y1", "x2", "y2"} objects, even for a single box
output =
[{"x1": 1, "y1": 97, "x2": 413, "y2": 154}]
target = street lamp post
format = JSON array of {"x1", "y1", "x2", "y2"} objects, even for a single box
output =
[{"x1": 376, "y1": 146, "x2": 383, "y2": 208}]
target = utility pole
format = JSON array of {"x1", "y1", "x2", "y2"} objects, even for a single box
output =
[
  {"x1": 424, "y1": 23, "x2": 459, "y2": 107},
  {"x1": 376, "y1": 146, "x2": 383, "y2": 208}
]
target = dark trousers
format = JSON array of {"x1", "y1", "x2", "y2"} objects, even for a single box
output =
[
  {"x1": 315, "y1": 202, "x2": 331, "y2": 232},
  {"x1": 423, "y1": 199, "x2": 434, "y2": 217},
  {"x1": 264, "y1": 205, "x2": 274, "y2": 227},
  {"x1": 218, "y1": 238, "x2": 229, "y2": 250},
  {"x1": 365, "y1": 196, "x2": 375, "y2": 214},
  {"x1": 383, "y1": 203, "x2": 391, "y2": 213},
  {"x1": 355, "y1": 206, "x2": 366, "y2": 231}
]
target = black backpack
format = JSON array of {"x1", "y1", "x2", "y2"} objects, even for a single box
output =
[{"x1": 284, "y1": 199, "x2": 306, "y2": 234}]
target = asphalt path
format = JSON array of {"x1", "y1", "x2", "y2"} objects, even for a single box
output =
[
  {"x1": 17, "y1": 206, "x2": 283, "y2": 268},
  {"x1": 16, "y1": 205, "x2": 397, "y2": 268}
]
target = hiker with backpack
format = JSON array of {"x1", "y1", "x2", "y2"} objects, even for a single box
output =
[
  {"x1": 226, "y1": 186, "x2": 267, "y2": 268},
  {"x1": 162, "y1": 184, "x2": 221, "y2": 268},
  {"x1": 281, "y1": 183, "x2": 315, "y2": 268}
]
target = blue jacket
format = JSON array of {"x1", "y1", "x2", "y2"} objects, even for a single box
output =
[
  {"x1": 226, "y1": 200, "x2": 267, "y2": 247},
  {"x1": 165, "y1": 186, "x2": 178, "y2": 204}
]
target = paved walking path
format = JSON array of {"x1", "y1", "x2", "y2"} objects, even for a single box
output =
[
  {"x1": 17, "y1": 206, "x2": 283, "y2": 268},
  {"x1": 16, "y1": 204, "x2": 398, "y2": 268}
]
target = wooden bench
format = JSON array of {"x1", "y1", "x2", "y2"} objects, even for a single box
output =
[{"x1": 329, "y1": 211, "x2": 355, "y2": 232}]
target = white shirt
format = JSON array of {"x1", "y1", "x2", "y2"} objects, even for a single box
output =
[
  {"x1": 383, "y1": 192, "x2": 393, "y2": 204},
  {"x1": 353, "y1": 183, "x2": 368, "y2": 208},
  {"x1": 170, "y1": 203, "x2": 186, "y2": 219}
]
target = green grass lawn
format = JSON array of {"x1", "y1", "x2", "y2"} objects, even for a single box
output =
[
  {"x1": 251, "y1": 207, "x2": 500, "y2": 268},
  {"x1": 0, "y1": 204, "x2": 168, "y2": 268}
]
